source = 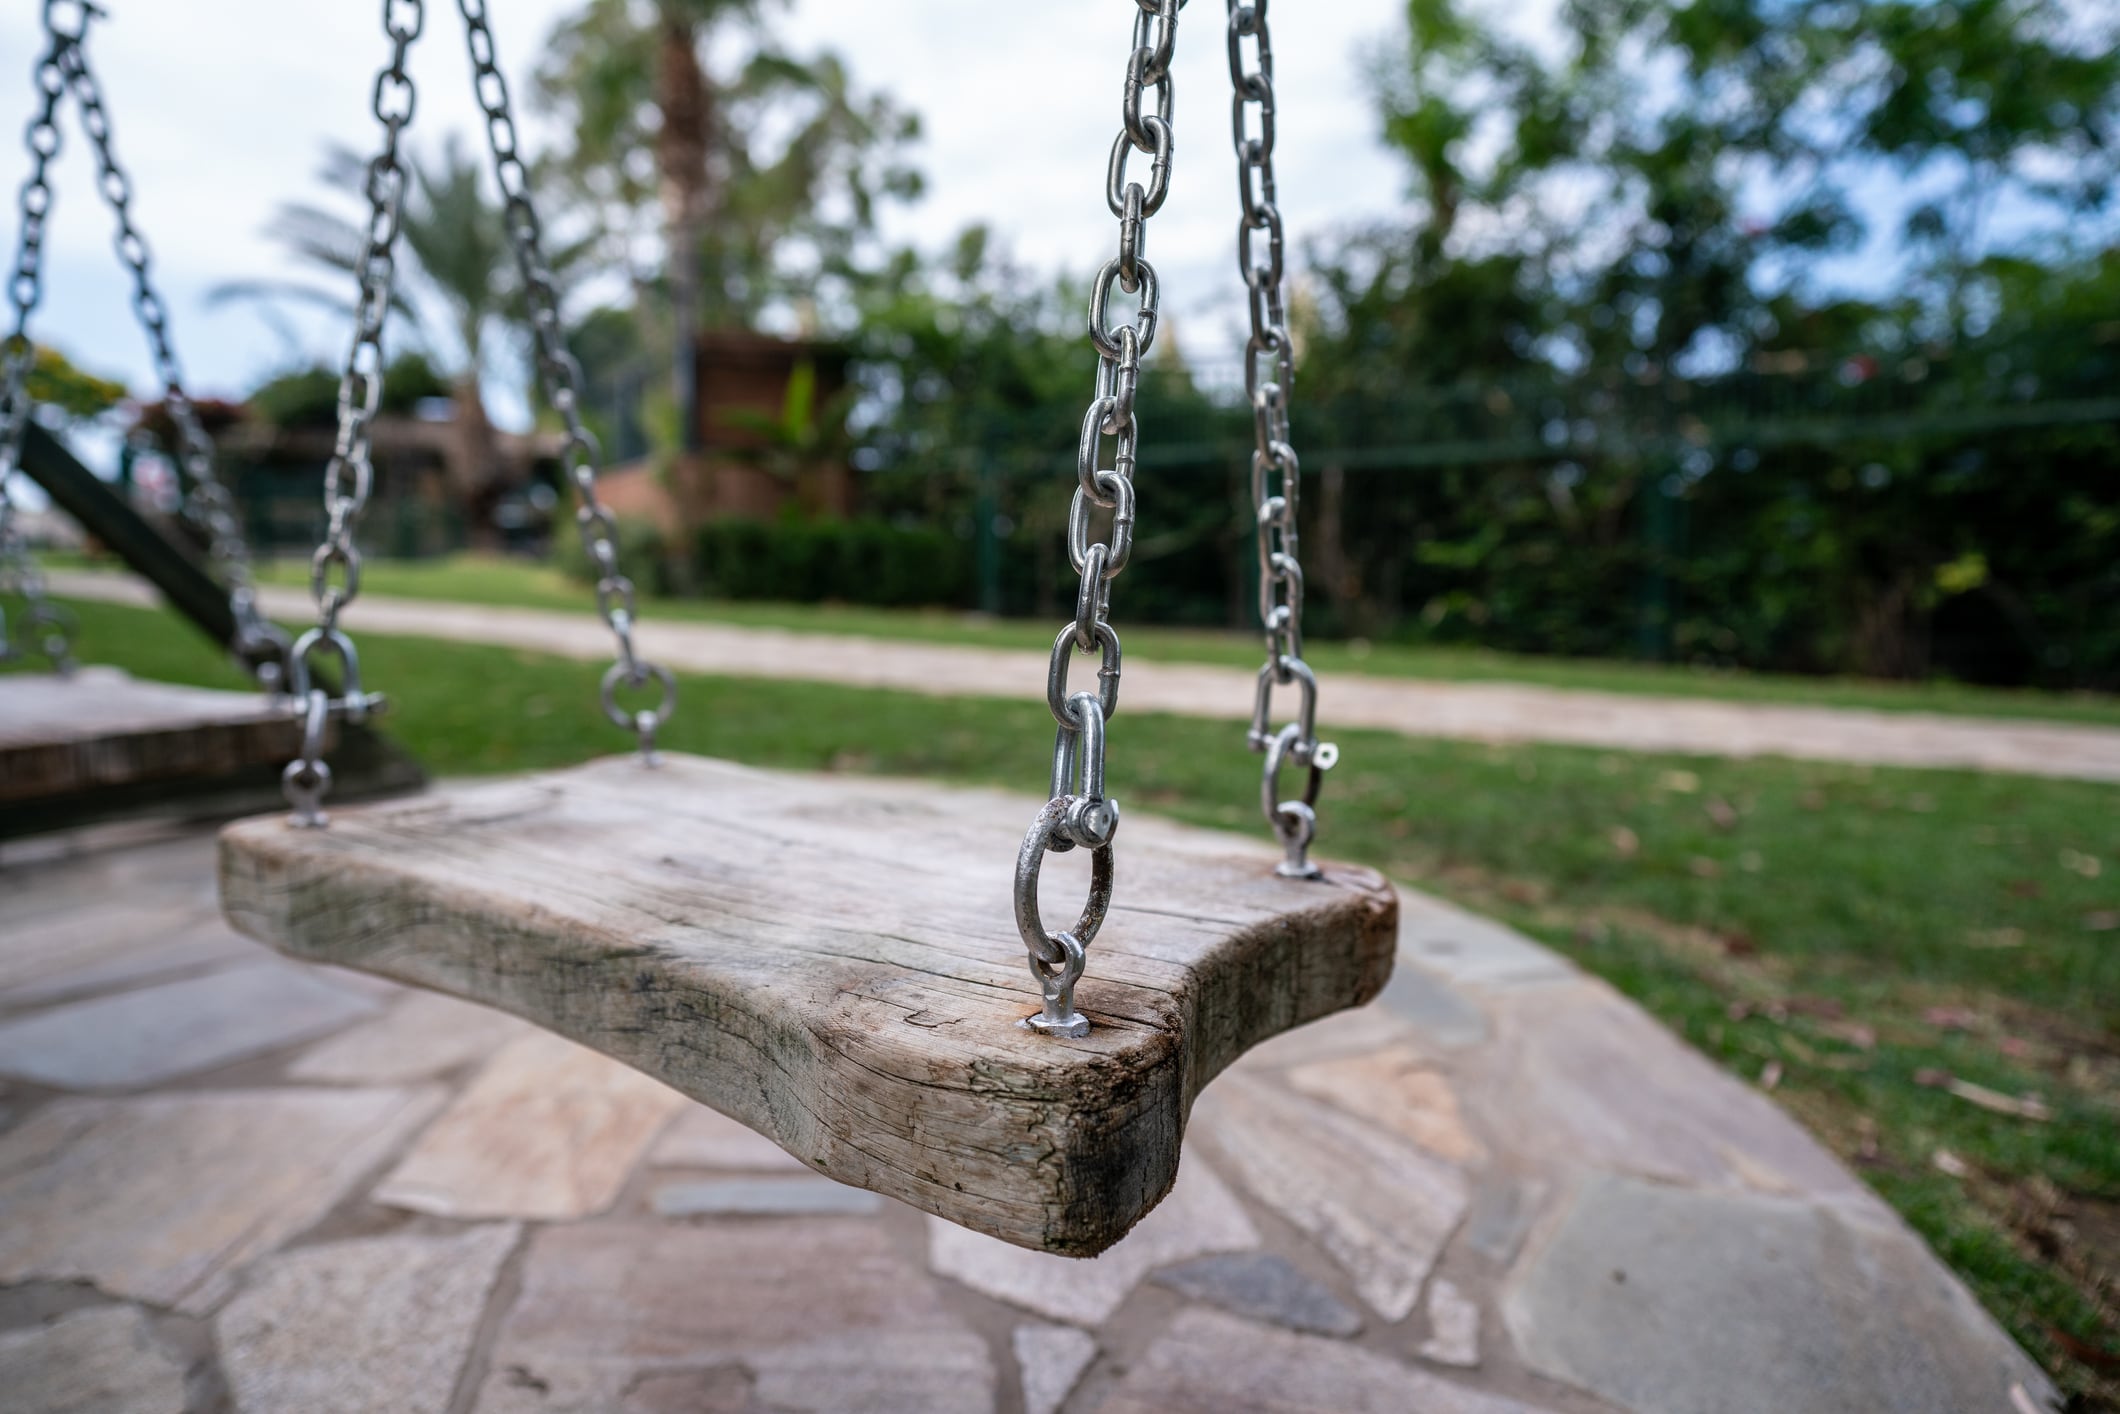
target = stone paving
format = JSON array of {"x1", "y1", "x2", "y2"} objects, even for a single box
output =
[
  {"x1": 52, "y1": 571, "x2": 2120, "y2": 783},
  {"x1": 0, "y1": 820, "x2": 2058, "y2": 1414}
]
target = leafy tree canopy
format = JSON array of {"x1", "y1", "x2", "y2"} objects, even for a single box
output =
[
  {"x1": 1327, "y1": 0, "x2": 2120, "y2": 386},
  {"x1": 534, "y1": 0, "x2": 922, "y2": 330}
]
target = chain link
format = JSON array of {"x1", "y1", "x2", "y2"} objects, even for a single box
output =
[
  {"x1": 1228, "y1": 0, "x2": 1335, "y2": 878},
  {"x1": 0, "y1": 22, "x2": 74, "y2": 673},
  {"x1": 283, "y1": 0, "x2": 422, "y2": 827},
  {"x1": 1014, "y1": 0, "x2": 1185, "y2": 1039},
  {"x1": 51, "y1": 19, "x2": 288, "y2": 688},
  {"x1": 455, "y1": 0, "x2": 674, "y2": 760}
]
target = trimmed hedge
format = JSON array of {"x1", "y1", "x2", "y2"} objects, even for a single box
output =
[
  {"x1": 698, "y1": 517, "x2": 970, "y2": 606},
  {"x1": 564, "y1": 514, "x2": 971, "y2": 610}
]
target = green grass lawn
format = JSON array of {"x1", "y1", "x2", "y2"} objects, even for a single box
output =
[
  {"x1": 202, "y1": 550, "x2": 2120, "y2": 729},
  {"x1": 23, "y1": 594, "x2": 2120, "y2": 1403}
]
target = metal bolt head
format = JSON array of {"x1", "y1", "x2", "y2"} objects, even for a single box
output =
[{"x1": 1022, "y1": 1009, "x2": 1091, "y2": 1039}]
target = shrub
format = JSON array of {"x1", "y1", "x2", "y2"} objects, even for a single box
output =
[{"x1": 697, "y1": 517, "x2": 970, "y2": 607}]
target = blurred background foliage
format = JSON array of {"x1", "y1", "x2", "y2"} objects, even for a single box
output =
[{"x1": 105, "y1": 0, "x2": 2120, "y2": 689}]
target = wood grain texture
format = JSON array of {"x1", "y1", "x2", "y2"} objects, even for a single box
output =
[
  {"x1": 0, "y1": 668, "x2": 311, "y2": 803},
  {"x1": 219, "y1": 754, "x2": 1397, "y2": 1255}
]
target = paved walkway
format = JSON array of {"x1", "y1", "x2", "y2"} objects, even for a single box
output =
[
  {"x1": 51, "y1": 570, "x2": 2120, "y2": 783},
  {"x1": 0, "y1": 814, "x2": 2052, "y2": 1413}
]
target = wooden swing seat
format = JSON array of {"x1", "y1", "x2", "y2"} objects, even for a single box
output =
[
  {"x1": 218, "y1": 753, "x2": 1396, "y2": 1255},
  {"x1": 0, "y1": 667, "x2": 422, "y2": 838},
  {"x1": 2, "y1": 667, "x2": 301, "y2": 798}
]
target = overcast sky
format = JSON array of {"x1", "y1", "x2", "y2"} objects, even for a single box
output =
[{"x1": 0, "y1": 1, "x2": 1415, "y2": 425}]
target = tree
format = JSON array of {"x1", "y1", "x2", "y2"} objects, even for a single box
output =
[
  {"x1": 23, "y1": 344, "x2": 128, "y2": 423},
  {"x1": 1359, "y1": 0, "x2": 2120, "y2": 369},
  {"x1": 534, "y1": 0, "x2": 922, "y2": 397},
  {"x1": 215, "y1": 140, "x2": 509, "y2": 390},
  {"x1": 1281, "y1": 0, "x2": 2120, "y2": 675}
]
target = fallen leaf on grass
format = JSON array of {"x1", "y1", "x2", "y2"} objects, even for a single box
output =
[
  {"x1": 2048, "y1": 1327, "x2": 2120, "y2": 1374},
  {"x1": 1932, "y1": 1149, "x2": 1969, "y2": 1178},
  {"x1": 1780, "y1": 1035, "x2": 1871, "y2": 1071},
  {"x1": 1951, "y1": 1080, "x2": 2052, "y2": 1121},
  {"x1": 2084, "y1": 910, "x2": 2120, "y2": 933},
  {"x1": 2059, "y1": 849, "x2": 2103, "y2": 879},
  {"x1": 1660, "y1": 770, "x2": 1700, "y2": 794},
  {"x1": 1997, "y1": 1036, "x2": 2033, "y2": 1059},
  {"x1": 1820, "y1": 1020, "x2": 1877, "y2": 1050},
  {"x1": 1924, "y1": 1006, "x2": 1981, "y2": 1031},
  {"x1": 1759, "y1": 1060, "x2": 1782, "y2": 1091},
  {"x1": 1607, "y1": 825, "x2": 1640, "y2": 858},
  {"x1": 1704, "y1": 797, "x2": 1738, "y2": 830},
  {"x1": 1688, "y1": 856, "x2": 1723, "y2": 879},
  {"x1": 2007, "y1": 879, "x2": 2044, "y2": 899},
  {"x1": 1914, "y1": 1069, "x2": 2052, "y2": 1121},
  {"x1": 1720, "y1": 931, "x2": 1757, "y2": 957},
  {"x1": 1966, "y1": 927, "x2": 2026, "y2": 949}
]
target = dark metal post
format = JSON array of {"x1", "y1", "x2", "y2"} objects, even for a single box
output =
[{"x1": 18, "y1": 421, "x2": 239, "y2": 652}]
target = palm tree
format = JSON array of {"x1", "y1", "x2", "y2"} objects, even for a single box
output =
[
  {"x1": 535, "y1": 0, "x2": 920, "y2": 434},
  {"x1": 537, "y1": 0, "x2": 760, "y2": 455},
  {"x1": 211, "y1": 137, "x2": 517, "y2": 497}
]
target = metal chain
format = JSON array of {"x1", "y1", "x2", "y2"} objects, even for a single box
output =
[
  {"x1": 0, "y1": 22, "x2": 75, "y2": 673},
  {"x1": 1013, "y1": 0, "x2": 1184, "y2": 1039},
  {"x1": 53, "y1": 14, "x2": 289, "y2": 688},
  {"x1": 281, "y1": 0, "x2": 421, "y2": 827},
  {"x1": 455, "y1": 0, "x2": 674, "y2": 759},
  {"x1": 1228, "y1": 0, "x2": 1335, "y2": 878}
]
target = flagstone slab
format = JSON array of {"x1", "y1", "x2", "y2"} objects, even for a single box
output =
[
  {"x1": 1396, "y1": 895, "x2": 1576, "y2": 990},
  {"x1": 926, "y1": 1157, "x2": 1259, "y2": 1326},
  {"x1": 217, "y1": 1224, "x2": 519, "y2": 1414},
  {"x1": 1, "y1": 861, "x2": 218, "y2": 938},
  {"x1": 478, "y1": 1218, "x2": 993, "y2": 1414},
  {"x1": 0, "y1": 1305, "x2": 189, "y2": 1414},
  {"x1": 0, "y1": 1086, "x2": 444, "y2": 1312},
  {"x1": 650, "y1": 1176, "x2": 882, "y2": 1218},
  {"x1": 1503, "y1": 1173, "x2": 2054, "y2": 1414},
  {"x1": 1101, "y1": 1309, "x2": 1558, "y2": 1414},
  {"x1": 287, "y1": 990, "x2": 531, "y2": 1085},
  {"x1": 1462, "y1": 1180, "x2": 1547, "y2": 1266},
  {"x1": 1015, "y1": 1323, "x2": 1097, "y2": 1414},
  {"x1": 1195, "y1": 1073, "x2": 1469, "y2": 1321},
  {"x1": 477, "y1": 1362, "x2": 763, "y2": 1413},
  {"x1": 1152, "y1": 1252, "x2": 1363, "y2": 1337},
  {"x1": 1421, "y1": 1278, "x2": 1482, "y2": 1368},
  {"x1": 1285, "y1": 1045, "x2": 1486, "y2": 1164},
  {"x1": 0, "y1": 959, "x2": 377, "y2": 1090},
  {"x1": 648, "y1": 1104, "x2": 808, "y2": 1172},
  {"x1": 1483, "y1": 983, "x2": 1880, "y2": 1208},
  {"x1": 0, "y1": 913, "x2": 254, "y2": 1013},
  {"x1": 1228, "y1": 999, "x2": 1423, "y2": 1071},
  {"x1": 1375, "y1": 955, "x2": 1492, "y2": 1047},
  {"x1": 374, "y1": 1032, "x2": 686, "y2": 1221}
]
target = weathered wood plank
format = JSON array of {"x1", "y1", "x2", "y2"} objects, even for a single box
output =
[
  {"x1": 219, "y1": 754, "x2": 1396, "y2": 1255},
  {"x1": 0, "y1": 668, "x2": 424, "y2": 837},
  {"x1": 0, "y1": 668, "x2": 313, "y2": 802}
]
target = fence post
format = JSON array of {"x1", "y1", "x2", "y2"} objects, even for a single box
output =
[
  {"x1": 1635, "y1": 471, "x2": 1675, "y2": 661},
  {"x1": 974, "y1": 453, "x2": 1003, "y2": 615}
]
